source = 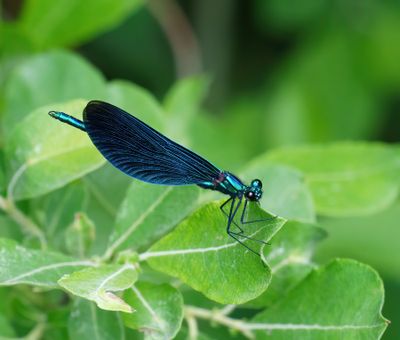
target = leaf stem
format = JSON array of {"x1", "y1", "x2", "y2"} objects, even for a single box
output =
[
  {"x1": 147, "y1": 0, "x2": 202, "y2": 77},
  {"x1": 25, "y1": 321, "x2": 46, "y2": 340},
  {"x1": 184, "y1": 305, "x2": 255, "y2": 339},
  {"x1": 0, "y1": 195, "x2": 47, "y2": 249},
  {"x1": 185, "y1": 312, "x2": 199, "y2": 340}
]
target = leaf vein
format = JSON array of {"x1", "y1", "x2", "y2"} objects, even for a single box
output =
[
  {"x1": 131, "y1": 285, "x2": 166, "y2": 332},
  {"x1": 248, "y1": 322, "x2": 384, "y2": 331},
  {"x1": 0, "y1": 260, "x2": 96, "y2": 285},
  {"x1": 105, "y1": 187, "x2": 173, "y2": 259}
]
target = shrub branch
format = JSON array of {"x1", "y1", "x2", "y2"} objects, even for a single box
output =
[
  {"x1": 184, "y1": 305, "x2": 255, "y2": 339},
  {"x1": 0, "y1": 195, "x2": 47, "y2": 249}
]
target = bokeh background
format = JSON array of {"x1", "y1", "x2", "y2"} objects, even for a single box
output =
[{"x1": 1, "y1": 0, "x2": 399, "y2": 338}]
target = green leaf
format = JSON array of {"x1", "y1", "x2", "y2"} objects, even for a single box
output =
[
  {"x1": 0, "y1": 314, "x2": 16, "y2": 337},
  {"x1": 68, "y1": 299, "x2": 125, "y2": 340},
  {"x1": 5, "y1": 100, "x2": 105, "y2": 200},
  {"x1": 247, "y1": 221, "x2": 326, "y2": 308},
  {"x1": 123, "y1": 282, "x2": 183, "y2": 340},
  {"x1": 0, "y1": 213, "x2": 22, "y2": 241},
  {"x1": 84, "y1": 164, "x2": 130, "y2": 218},
  {"x1": 164, "y1": 75, "x2": 210, "y2": 145},
  {"x1": 263, "y1": 35, "x2": 379, "y2": 145},
  {"x1": 253, "y1": 0, "x2": 326, "y2": 32},
  {"x1": 0, "y1": 157, "x2": 4, "y2": 193},
  {"x1": 3, "y1": 50, "x2": 106, "y2": 135},
  {"x1": 58, "y1": 264, "x2": 138, "y2": 312},
  {"x1": 28, "y1": 181, "x2": 88, "y2": 249},
  {"x1": 144, "y1": 200, "x2": 286, "y2": 304},
  {"x1": 243, "y1": 163, "x2": 315, "y2": 222},
  {"x1": 0, "y1": 23, "x2": 35, "y2": 88},
  {"x1": 316, "y1": 200, "x2": 400, "y2": 281},
  {"x1": 83, "y1": 164, "x2": 131, "y2": 254},
  {"x1": 105, "y1": 182, "x2": 200, "y2": 259},
  {"x1": 19, "y1": 0, "x2": 143, "y2": 48},
  {"x1": 252, "y1": 259, "x2": 388, "y2": 339},
  {"x1": 43, "y1": 304, "x2": 71, "y2": 339},
  {"x1": 107, "y1": 80, "x2": 164, "y2": 132},
  {"x1": 65, "y1": 212, "x2": 96, "y2": 258},
  {"x1": 0, "y1": 238, "x2": 94, "y2": 287},
  {"x1": 265, "y1": 142, "x2": 400, "y2": 216}
]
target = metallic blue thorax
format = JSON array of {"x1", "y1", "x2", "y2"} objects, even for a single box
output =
[{"x1": 199, "y1": 172, "x2": 246, "y2": 197}]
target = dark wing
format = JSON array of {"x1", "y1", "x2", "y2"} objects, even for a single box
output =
[{"x1": 83, "y1": 100, "x2": 221, "y2": 185}]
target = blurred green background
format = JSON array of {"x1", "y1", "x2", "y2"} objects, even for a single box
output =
[{"x1": 1, "y1": 0, "x2": 399, "y2": 338}]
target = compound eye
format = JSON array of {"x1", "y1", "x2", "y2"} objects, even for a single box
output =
[
  {"x1": 251, "y1": 179, "x2": 262, "y2": 189},
  {"x1": 246, "y1": 191, "x2": 254, "y2": 200}
]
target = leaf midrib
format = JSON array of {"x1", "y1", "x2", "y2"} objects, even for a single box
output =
[
  {"x1": 132, "y1": 285, "x2": 166, "y2": 333},
  {"x1": 95, "y1": 264, "x2": 135, "y2": 293},
  {"x1": 8, "y1": 144, "x2": 104, "y2": 199},
  {"x1": 248, "y1": 322, "x2": 384, "y2": 331},
  {"x1": 105, "y1": 187, "x2": 173, "y2": 259},
  {"x1": 0, "y1": 260, "x2": 96, "y2": 285},
  {"x1": 140, "y1": 221, "x2": 277, "y2": 261}
]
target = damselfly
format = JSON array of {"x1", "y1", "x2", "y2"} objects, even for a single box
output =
[{"x1": 49, "y1": 101, "x2": 275, "y2": 255}]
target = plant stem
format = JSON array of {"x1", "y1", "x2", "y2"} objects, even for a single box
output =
[
  {"x1": 25, "y1": 321, "x2": 46, "y2": 340},
  {"x1": 184, "y1": 305, "x2": 255, "y2": 339},
  {"x1": 0, "y1": 195, "x2": 47, "y2": 249},
  {"x1": 185, "y1": 312, "x2": 199, "y2": 340},
  {"x1": 147, "y1": 0, "x2": 202, "y2": 78}
]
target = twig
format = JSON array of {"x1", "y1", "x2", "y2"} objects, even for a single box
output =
[
  {"x1": 0, "y1": 195, "x2": 47, "y2": 249},
  {"x1": 184, "y1": 305, "x2": 255, "y2": 339},
  {"x1": 185, "y1": 312, "x2": 199, "y2": 340},
  {"x1": 147, "y1": 0, "x2": 202, "y2": 77},
  {"x1": 220, "y1": 304, "x2": 236, "y2": 316},
  {"x1": 25, "y1": 321, "x2": 46, "y2": 340}
]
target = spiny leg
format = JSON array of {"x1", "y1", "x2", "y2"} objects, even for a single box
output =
[
  {"x1": 220, "y1": 196, "x2": 244, "y2": 233},
  {"x1": 240, "y1": 199, "x2": 278, "y2": 225},
  {"x1": 229, "y1": 230, "x2": 268, "y2": 244},
  {"x1": 225, "y1": 196, "x2": 261, "y2": 256},
  {"x1": 230, "y1": 199, "x2": 269, "y2": 245}
]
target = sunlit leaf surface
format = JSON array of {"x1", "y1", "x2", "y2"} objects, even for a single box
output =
[{"x1": 146, "y1": 200, "x2": 286, "y2": 304}]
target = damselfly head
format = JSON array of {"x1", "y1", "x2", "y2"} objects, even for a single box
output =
[{"x1": 245, "y1": 179, "x2": 263, "y2": 201}]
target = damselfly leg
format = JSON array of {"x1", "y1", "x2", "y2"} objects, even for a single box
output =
[
  {"x1": 240, "y1": 199, "x2": 278, "y2": 225},
  {"x1": 221, "y1": 196, "x2": 271, "y2": 256},
  {"x1": 221, "y1": 197, "x2": 270, "y2": 244},
  {"x1": 220, "y1": 196, "x2": 244, "y2": 233},
  {"x1": 224, "y1": 196, "x2": 261, "y2": 256}
]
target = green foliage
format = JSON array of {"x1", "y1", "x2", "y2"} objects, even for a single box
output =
[
  {"x1": 68, "y1": 299, "x2": 125, "y2": 339},
  {"x1": 0, "y1": 63, "x2": 392, "y2": 337},
  {"x1": 3, "y1": 50, "x2": 107, "y2": 134},
  {"x1": 147, "y1": 201, "x2": 285, "y2": 304},
  {"x1": 0, "y1": 314, "x2": 15, "y2": 337},
  {"x1": 164, "y1": 75, "x2": 210, "y2": 145},
  {"x1": 65, "y1": 212, "x2": 96, "y2": 258},
  {"x1": 248, "y1": 221, "x2": 326, "y2": 308},
  {"x1": 0, "y1": 238, "x2": 93, "y2": 287},
  {"x1": 252, "y1": 259, "x2": 388, "y2": 339},
  {"x1": 19, "y1": 0, "x2": 143, "y2": 49},
  {"x1": 59, "y1": 264, "x2": 138, "y2": 312},
  {"x1": 6, "y1": 100, "x2": 105, "y2": 200},
  {"x1": 107, "y1": 80, "x2": 164, "y2": 132},
  {"x1": 0, "y1": 5, "x2": 396, "y2": 334},
  {"x1": 123, "y1": 282, "x2": 184, "y2": 339},
  {"x1": 106, "y1": 182, "x2": 200, "y2": 257},
  {"x1": 242, "y1": 163, "x2": 315, "y2": 222},
  {"x1": 264, "y1": 142, "x2": 400, "y2": 216}
]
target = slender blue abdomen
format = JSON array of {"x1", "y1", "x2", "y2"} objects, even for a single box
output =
[{"x1": 48, "y1": 111, "x2": 86, "y2": 132}]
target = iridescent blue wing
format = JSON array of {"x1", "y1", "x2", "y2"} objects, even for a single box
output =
[{"x1": 83, "y1": 100, "x2": 221, "y2": 185}]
